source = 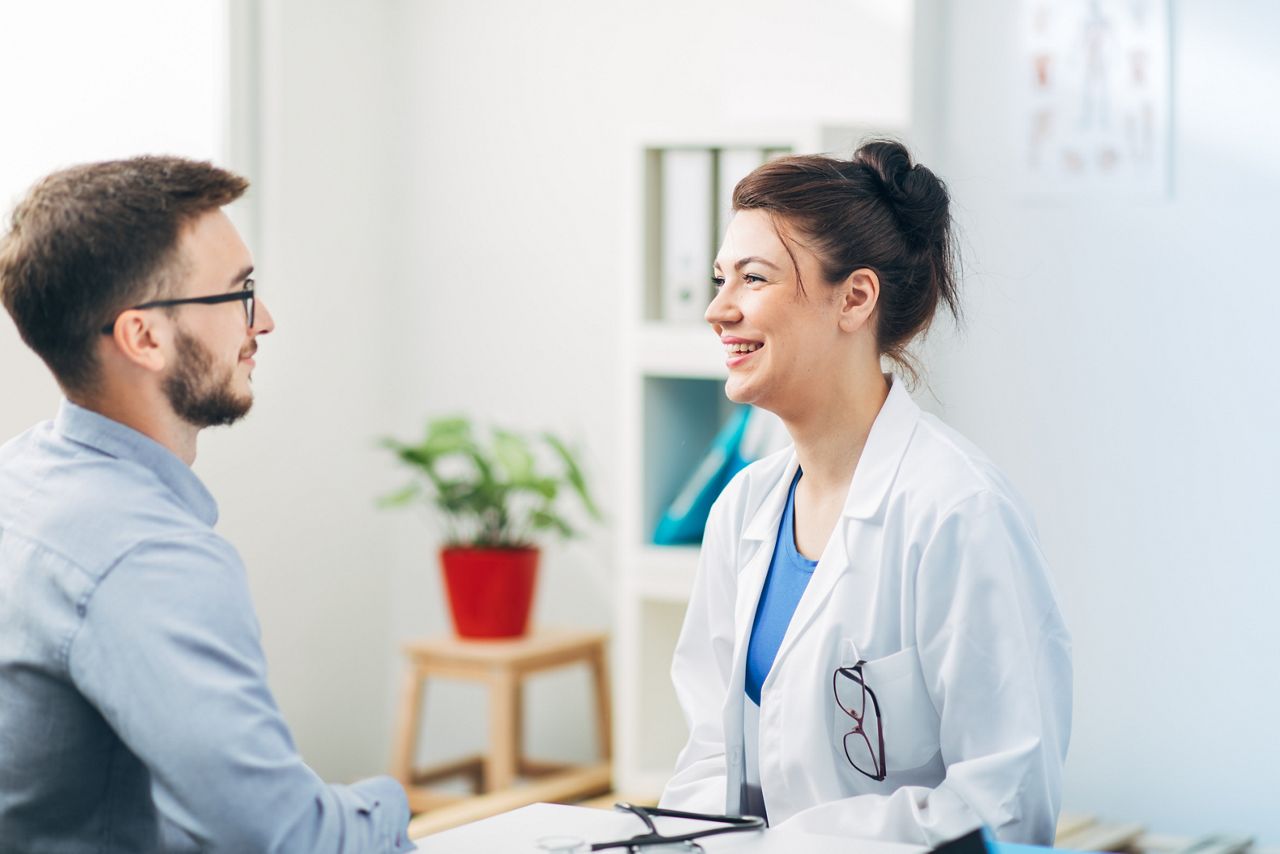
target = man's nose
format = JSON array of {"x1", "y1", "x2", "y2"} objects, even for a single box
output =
[{"x1": 252, "y1": 298, "x2": 276, "y2": 334}]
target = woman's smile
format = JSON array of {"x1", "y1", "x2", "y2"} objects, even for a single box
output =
[{"x1": 723, "y1": 336, "x2": 764, "y2": 367}]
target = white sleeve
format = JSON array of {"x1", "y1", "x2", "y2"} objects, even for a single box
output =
[
  {"x1": 659, "y1": 487, "x2": 742, "y2": 814},
  {"x1": 778, "y1": 491, "x2": 1073, "y2": 846}
]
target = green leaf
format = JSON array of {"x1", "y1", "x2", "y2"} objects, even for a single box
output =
[
  {"x1": 425, "y1": 416, "x2": 470, "y2": 441},
  {"x1": 376, "y1": 482, "x2": 421, "y2": 508},
  {"x1": 509, "y1": 476, "x2": 556, "y2": 500},
  {"x1": 397, "y1": 447, "x2": 433, "y2": 469},
  {"x1": 529, "y1": 508, "x2": 574, "y2": 539},
  {"x1": 423, "y1": 418, "x2": 475, "y2": 458},
  {"x1": 380, "y1": 436, "x2": 437, "y2": 474},
  {"x1": 543, "y1": 432, "x2": 601, "y2": 518},
  {"x1": 493, "y1": 430, "x2": 535, "y2": 482}
]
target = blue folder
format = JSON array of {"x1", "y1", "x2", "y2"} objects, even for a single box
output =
[{"x1": 652, "y1": 405, "x2": 751, "y2": 546}]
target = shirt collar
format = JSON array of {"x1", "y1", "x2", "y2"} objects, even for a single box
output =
[{"x1": 53, "y1": 399, "x2": 219, "y2": 526}]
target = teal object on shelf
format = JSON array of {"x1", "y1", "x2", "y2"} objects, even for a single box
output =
[{"x1": 652, "y1": 405, "x2": 752, "y2": 545}]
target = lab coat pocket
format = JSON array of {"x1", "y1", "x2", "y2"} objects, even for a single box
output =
[{"x1": 832, "y1": 645, "x2": 941, "y2": 774}]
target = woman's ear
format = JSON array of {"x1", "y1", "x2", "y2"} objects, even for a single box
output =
[{"x1": 838, "y1": 267, "x2": 880, "y2": 333}]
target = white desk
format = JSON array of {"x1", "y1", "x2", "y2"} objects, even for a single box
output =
[{"x1": 414, "y1": 802, "x2": 928, "y2": 853}]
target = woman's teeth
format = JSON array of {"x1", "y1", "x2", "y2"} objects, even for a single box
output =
[{"x1": 727, "y1": 342, "x2": 761, "y2": 354}]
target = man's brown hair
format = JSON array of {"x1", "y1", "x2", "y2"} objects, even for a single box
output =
[{"x1": 0, "y1": 156, "x2": 248, "y2": 395}]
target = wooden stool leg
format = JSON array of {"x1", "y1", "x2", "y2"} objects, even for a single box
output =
[
  {"x1": 391, "y1": 663, "x2": 425, "y2": 785},
  {"x1": 486, "y1": 667, "x2": 519, "y2": 791},
  {"x1": 513, "y1": 679, "x2": 525, "y2": 772},
  {"x1": 588, "y1": 646, "x2": 613, "y2": 762}
]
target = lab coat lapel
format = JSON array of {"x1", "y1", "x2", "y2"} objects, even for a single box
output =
[
  {"x1": 769, "y1": 378, "x2": 921, "y2": 672},
  {"x1": 836, "y1": 376, "x2": 921, "y2": 521},
  {"x1": 723, "y1": 452, "x2": 798, "y2": 812},
  {"x1": 732, "y1": 452, "x2": 800, "y2": 636}
]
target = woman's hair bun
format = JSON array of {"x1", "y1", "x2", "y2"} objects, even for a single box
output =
[
  {"x1": 730, "y1": 137, "x2": 960, "y2": 383},
  {"x1": 854, "y1": 139, "x2": 950, "y2": 250}
]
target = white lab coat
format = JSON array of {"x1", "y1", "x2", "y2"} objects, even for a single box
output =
[{"x1": 660, "y1": 377, "x2": 1072, "y2": 846}]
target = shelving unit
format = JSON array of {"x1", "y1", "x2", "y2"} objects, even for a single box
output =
[{"x1": 612, "y1": 122, "x2": 890, "y2": 798}]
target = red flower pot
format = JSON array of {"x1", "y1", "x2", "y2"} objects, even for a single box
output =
[{"x1": 439, "y1": 546, "x2": 539, "y2": 638}]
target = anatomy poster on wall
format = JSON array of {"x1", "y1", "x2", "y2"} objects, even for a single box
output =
[{"x1": 1019, "y1": 0, "x2": 1170, "y2": 197}]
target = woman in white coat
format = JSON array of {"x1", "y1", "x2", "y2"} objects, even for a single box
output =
[{"x1": 660, "y1": 140, "x2": 1072, "y2": 846}]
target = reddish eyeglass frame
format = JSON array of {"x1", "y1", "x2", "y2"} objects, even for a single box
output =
[{"x1": 833, "y1": 661, "x2": 887, "y2": 781}]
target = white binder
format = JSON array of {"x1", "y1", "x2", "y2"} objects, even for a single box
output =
[
  {"x1": 716, "y1": 148, "x2": 766, "y2": 242},
  {"x1": 660, "y1": 148, "x2": 715, "y2": 322}
]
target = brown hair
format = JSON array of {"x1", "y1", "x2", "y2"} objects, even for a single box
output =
[
  {"x1": 732, "y1": 139, "x2": 960, "y2": 380},
  {"x1": 0, "y1": 156, "x2": 248, "y2": 395}
]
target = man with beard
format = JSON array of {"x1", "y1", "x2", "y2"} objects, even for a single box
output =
[{"x1": 0, "y1": 157, "x2": 413, "y2": 853}]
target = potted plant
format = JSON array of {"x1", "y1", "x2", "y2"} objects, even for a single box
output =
[{"x1": 379, "y1": 416, "x2": 601, "y2": 638}]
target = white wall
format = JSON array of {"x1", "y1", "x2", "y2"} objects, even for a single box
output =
[
  {"x1": 1, "y1": 0, "x2": 226, "y2": 440},
  {"x1": 920, "y1": 0, "x2": 1280, "y2": 842},
  {"x1": 199, "y1": 0, "x2": 407, "y2": 782}
]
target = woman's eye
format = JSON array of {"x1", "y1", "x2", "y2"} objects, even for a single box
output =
[
  {"x1": 712, "y1": 276, "x2": 726, "y2": 289},
  {"x1": 744, "y1": 274, "x2": 766, "y2": 286}
]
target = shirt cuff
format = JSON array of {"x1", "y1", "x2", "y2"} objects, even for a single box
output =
[{"x1": 350, "y1": 775, "x2": 415, "y2": 852}]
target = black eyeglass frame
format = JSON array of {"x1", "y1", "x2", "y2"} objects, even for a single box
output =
[
  {"x1": 588, "y1": 803, "x2": 765, "y2": 852},
  {"x1": 100, "y1": 279, "x2": 255, "y2": 334},
  {"x1": 833, "y1": 660, "x2": 888, "y2": 781}
]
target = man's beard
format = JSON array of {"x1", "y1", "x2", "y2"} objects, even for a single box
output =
[{"x1": 163, "y1": 329, "x2": 254, "y2": 428}]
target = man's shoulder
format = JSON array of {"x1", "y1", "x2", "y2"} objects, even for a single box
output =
[{"x1": 1, "y1": 428, "x2": 215, "y2": 578}]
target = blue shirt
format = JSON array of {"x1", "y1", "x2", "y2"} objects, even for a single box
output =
[
  {"x1": 744, "y1": 469, "x2": 818, "y2": 706},
  {"x1": 0, "y1": 401, "x2": 412, "y2": 854}
]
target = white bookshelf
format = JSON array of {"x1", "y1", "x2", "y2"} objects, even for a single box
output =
[
  {"x1": 612, "y1": 122, "x2": 893, "y2": 797},
  {"x1": 635, "y1": 323, "x2": 727, "y2": 380}
]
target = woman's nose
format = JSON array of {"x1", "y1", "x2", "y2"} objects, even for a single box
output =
[{"x1": 705, "y1": 284, "x2": 741, "y2": 327}]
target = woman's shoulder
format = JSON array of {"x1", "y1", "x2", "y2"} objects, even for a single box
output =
[{"x1": 896, "y1": 412, "x2": 1034, "y2": 521}]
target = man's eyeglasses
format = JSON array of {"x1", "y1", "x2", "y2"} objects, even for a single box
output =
[
  {"x1": 833, "y1": 661, "x2": 887, "y2": 781},
  {"x1": 534, "y1": 803, "x2": 764, "y2": 852},
  {"x1": 100, "y1": 279, "x2": 255, "y2": 334}
]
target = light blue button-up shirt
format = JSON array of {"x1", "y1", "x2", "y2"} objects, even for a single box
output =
[{"x1": 0, "y1": 401, "x2": 413, "y2": 853}]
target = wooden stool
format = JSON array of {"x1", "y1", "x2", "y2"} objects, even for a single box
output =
[{"x1": 391, "y1": 629, "x2": 613, "y2": 817}]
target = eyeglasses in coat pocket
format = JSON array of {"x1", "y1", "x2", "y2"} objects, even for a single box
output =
[{"x1": 831, "y1": 644, "x2": 942, "y2": 775}]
